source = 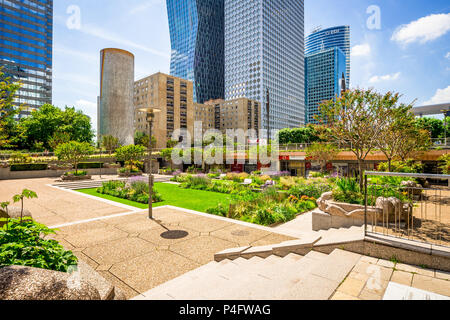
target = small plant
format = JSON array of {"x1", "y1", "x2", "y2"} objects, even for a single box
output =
[
  {"x1": 390, "y1": 255, "x2": 399, "y2": 264},
  {"x1": 55, "y1": 141, "x2": 95, "y2": 175},
  {"x1": 12, "y1": 189, "x2": 37, "y2": 223}
]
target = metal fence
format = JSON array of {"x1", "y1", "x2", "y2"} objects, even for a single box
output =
[{"x1": 364, "y1": 172, "x2": 450, "y2": 248}]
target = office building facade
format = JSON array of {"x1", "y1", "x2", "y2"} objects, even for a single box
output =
[
  {"x1": 224, "y1": 0, "x2": 305, "y2": 135},
  {"x1": 166, "y1": 0, "x2": 224, "y2": 104},
  {"x1": 305, "y1": 48, "x2": 346, "y2": 124},
  {"x1": 305, "y1": 25, "x2": 350, "y2": 88},
  {"x1": 0, "y1": 0, "x2": 53, "y2": 117},
  {"x1": 134, "y1": 72, "x2": 195, "y2": 149}
]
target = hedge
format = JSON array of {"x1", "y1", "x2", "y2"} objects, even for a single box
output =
[
  {"x1": 10, "y1": 163, "x2": 48, "y2": 171},
  {"x1": 77, "y1": 162, "x2": 104, "y2": 169}
]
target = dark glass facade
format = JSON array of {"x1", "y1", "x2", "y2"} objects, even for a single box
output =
[
  {"x1": 305, "y1": 26, "x2": 350, "y2": 88},
  {"x1": 167, "y1": 0, "x2": 224, "y2": 103},
  {"x1": 0, "y1": 0, "x2": 52, "y2": 117}
]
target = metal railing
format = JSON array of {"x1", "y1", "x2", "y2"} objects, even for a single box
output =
[{"x1": 364, "y1": 171, "x2": 450, "y2": 248}]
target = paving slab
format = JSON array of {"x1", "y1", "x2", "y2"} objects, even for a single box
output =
[
  {"x1": 211, "y1": 224, "x2": 272, "y2": 246},
  {"x1": 412, "y1": 274, "x2": 450, "y2": 297},
  {"x1": 391, "y1": 270, "x2": 413, "y2": 286}
]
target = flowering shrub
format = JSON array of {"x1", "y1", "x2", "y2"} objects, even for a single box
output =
[{"x1": 97, "y1": 179, "x2": 162, "y2": 204}]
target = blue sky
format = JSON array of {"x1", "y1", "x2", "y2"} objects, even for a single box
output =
[{"x1": 52, "y1": 0, "x2": 450, "y2": 131}]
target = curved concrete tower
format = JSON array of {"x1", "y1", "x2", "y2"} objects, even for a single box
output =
[{"x1": 98, "y1": 48, "x2": 135, "y2": 146}]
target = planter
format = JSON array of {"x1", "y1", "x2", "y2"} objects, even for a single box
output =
[
  {"x1": 103, "y1": 163, "x2": 121, "y2": 169},
  {"x1": 61, "y1": 174, "x2": 92, "y2": 181},
  {"x1": 118, "y1": 171, "x2": 143, "y2": 178},
  {"x1": 0, "y1": 162, "x2": 9, "y2": 168}
]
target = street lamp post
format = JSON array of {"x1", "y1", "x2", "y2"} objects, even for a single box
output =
[{"x1": 138, "y1": 107, "x2": 161, "y2": 220}]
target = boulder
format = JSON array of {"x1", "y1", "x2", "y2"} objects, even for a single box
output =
[
  {"x1": 0, "y1": 207, "x2": 32, "y2": 227},
  {"x1": 401, "y1": 180, "x2": 422, "y2": 196},
  {"x1": 0, "y1": 265, "x2": 101, "y2": 300}
]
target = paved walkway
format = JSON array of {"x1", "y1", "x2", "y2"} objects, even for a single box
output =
[{"x1": 0, "y1": 177, "x2": 296, "y2": 299}]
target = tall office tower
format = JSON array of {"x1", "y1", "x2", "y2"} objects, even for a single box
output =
[
  {"x1": 166, "y1": 0, "x2": 224, "y2": 104},
  {"x1": 305, "y1": 26, "x2": 350, "y2": 88},
  {"x1": 224, "y1": 0, "x2": 305, "y2": 135},
  {"x1": 0, "y1": 0, "x2": 53, "y2": 117},
  {"x1": 305, "y1": 48, "x2": 347, "y2": 124},
  {"x1": 98, "y1": 48, "x2": 135, "y2": 146}
]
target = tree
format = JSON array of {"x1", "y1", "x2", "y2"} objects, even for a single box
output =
[
  {"x1": 14, "y1": 104, "x2": 94, "y2": 150},
  {"x1": 12, "y1": 189, "x2": 37, "y2": 223},
  {"x1": 318, "y1": 89, "x2": 396, "y2": 190},
  {"x1": 438, "y1": 154, "x2": 450, "y2": 174},
  {"x1": 375, "y1": 101, "x2": 431, "y2": 171},
  {"x1": 277, "y1": 126, "x2": 321, "y2": 144},
  {"x1": 134, "y1": 131, "x2": 156, "y2": 148},
  {"x1": 305, "y1": 143, "x2": 339, "y2": 173},
  {"x1": 161, "y1": 148, "x2": 173, "y2": 170},
  {"x1": 48, "y1": 130, "x2": 71, "y2": 151},
  {"x1": 55, "y1": 141, "x2": 94, "y2": 174},
  {"x1": 415, "y1": 117, "x2": 445, "y2": 139},
  {"x1": 0, "y1": 68, "x2": 22, "y2": 149},
  {"x1": 101, "y1": 135, "x2": 120, "y2": 155},
  {"x1": 115, "y1": 144, "x2": 146, "y2": 167}
]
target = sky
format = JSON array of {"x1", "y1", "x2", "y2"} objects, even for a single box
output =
[{"x1": 52, "y1": 0, "x2": 450, "y2": 133}]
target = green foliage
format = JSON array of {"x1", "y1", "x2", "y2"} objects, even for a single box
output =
[
  {"x1": 48, "y1": 130, "x2": 71, "y2": 151},
  {"x1": 377, "y1": 160, "x2": 423, "y2": 173},
  {"x1": 64, "y1": 170, "x2": 88, "y2": 177},
  {"x1": 438, "y1": 154, "x2": 450, "y2": 174},
  {"x1": 77, "y1": 162, "x2": 103, "y2": 169},
  {"x1": 10, "y1": 163, "x2": 48, "y2": 171},
  {"x1": 101, "y1": 135, "x2": 120, "y2": 155},
  {"x1": 415, "y1": 117, "x2": 448, "y2": 139},
  {"x1": 97, "y1": 179, "x2": 162, "y2": 204},
  {"x1": 115, "y1": 145, "x2": 146, "y2": 163},
  {"x1": 0, "y1": 219, "x2": 78, "y2": 272},
  {"x1": 0, "y1": 68, "x2": 22, "y2": 149},
  {"x1": 288, "y1": 179, "x2": 332, "y2": 199},
  {"x1": 13, "y1": 104, "x2": 94, "y2": 151},
  {"x1": 134, "y1": 131, "x2": 156, "y2": 148},
  {"x1": 9, "y1": 152, "x2": 33, "y2": 164},
  {"x1": 276, "y1": 126, "x2": 321, "y2": 144},
  {"x1": 55, "y1": 141, "x2": 95, "y2": 174}
]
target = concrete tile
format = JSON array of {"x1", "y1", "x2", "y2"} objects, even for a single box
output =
[
  {"x1": 359, "y1": 289, "x2": 383, "y2": 300},
  {"x1": 170, "y1": 235, "x2": 237, "y2": 265},
  {"x1": 96, "y1": 270, "x2": 140, "y2": 300},
  {"x1": 359, "y1": 256, "x2": 379, "y2": 265},
  {"x1": 362, "y1": 279, "x2": 389, "y2": 296},
  {"x1": 412, "y1": 274, "x2": 450, "y2": 297},
  {"x1": 109, "y1": 250, "x2": 200, "y2": 293},
  {"x1": 353, "y1": 262, "x2": 393, "y2": 281},
  {"x1": 251, "y1": 233, "x2": 297, "y2": 247},
  {"x1": 435, "y1": 270, "x2": 450, "y2": 281},
  {"x1": 337, "y1": 277, "x2": 366, "y2": 297},
  {"x1": 64, "y1": 225, "x2": 129, "y2": 247},
  {"x1": 332, "y1": 291, "x2": 360, "y2": 300},
  {"x1": 138, "y1": 226, "x2": 200, "y2": 246},
  {"x1": 83, "y1": 237, "x2": 156, "y2": 265},
  {"x1": 210, "y1": 224, "x2": 271, "y2": 246},
  {"x1": 396, "y1": 263, "x2": 435, "y2": 277},
  {"x1": 284, "y1": 274, "x2": 340, "y2": 300},
  {"x1": 178, "y1": 216, "x2": 233, "y2": 233},
  {"x1": 377, "y1": 259, "x2": 396, "y2": 268},
  {"x1": 391, "y1": 270, "x2": 413, "y2": 287}
]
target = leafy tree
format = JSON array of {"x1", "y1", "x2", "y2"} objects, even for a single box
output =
[
  {"x1": 115, "y1": 144, "x2": 146, "y2": 166},
  {"x1": 276, "y1": 126, "x2": 321, "y2": 144},
  {"x1": 134, "y1": 131, "x2": 156, "y2": 148},
  {"x1": 305, "y1": 143, "x2": 339, "y2": 173},
  {"x1": 415, "y1": 117, "x2": 445, "y2": 140},
  {"x1": 318, "y1": 89, "x2": 397, "y2": 190},
  {"x1": 48, "y1": 130, "x2": 71, "y2": 151},
  {"x1": 161, "y1": 148, "x2": 174, "y2": 170},
  {"x1": 0, "y1": 68, "x2": 22, "y2": 149},
  {"x1": 101, "y1": 135, "x2": 120, "y2": 155},
  {"x1": 375, "y1": 101, "x2": 431, "y2": 171},
  {"x1": 166, "y1": 139, "x2": 179, "y2": 148},
  {"x1": 14, "y1": 104, "x2": 94, "y2": 150},
  {"x1": 55, "y1": 141, "x2": 94, "y2": 174},
  {"x1": 438, "y1": 154, "x2": 450, "y2": 174},
  {"x1": 12, "y1": 189, "x2": 37, "y2": 223}
]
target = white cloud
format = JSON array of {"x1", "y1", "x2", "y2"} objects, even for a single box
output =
[
  {"x1": 391, "y1": 13, "x2": 450, "y2": 45},
  {"x1": 128, "y1": 0, "x2": 162, "y2": 15},
  {"x1": 369, "y1": 72, "x2": 401, "y2": 84},
  {"x1": 80, "y1": 24, "x2": 170, "y2": 58},
  {"x1": 351, "y1": 43, "x2": 371, "y2": 57},
  {"x1": 76, "y1": 99, "x2": 97, "y2": 110},
  {"x1": 446, "y1": 52, "x2": 450, "y2": 60},
  {"x1": 423, "y1": 86, "x2": 450, "y2": 105},
  {"x1": 53, "y1": 45, "x2": 97, "y2": 63}
]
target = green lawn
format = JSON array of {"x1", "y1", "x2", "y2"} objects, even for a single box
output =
[{"x1": 77, "y1": 182, "x2": 232, "y2": 213}]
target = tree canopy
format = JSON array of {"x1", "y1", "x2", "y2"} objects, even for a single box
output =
[
  {"x1": 12, "y1": 104, "x2": 94, "y2": 151},
  {"x1": 276, "y1": 126, "x2": 321, "y2": 144},
  {"x1": 0, "y1": 68, "x2": 22, "y2": 149},
  {"x1": 55, "y1": 141, "x2": 95, "y2": 174}
]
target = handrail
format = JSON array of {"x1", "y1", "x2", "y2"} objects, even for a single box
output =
[{"x1": 365, "y1": 171, "x2": 450, "y2": 180}]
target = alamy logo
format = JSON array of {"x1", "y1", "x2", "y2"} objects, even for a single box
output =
[
  {"x1": 66, "y1": 5, "x2": 81, "y2": 30},
  {"x1": 366, "y1": 5, "x2": 381, "y2": 30}
]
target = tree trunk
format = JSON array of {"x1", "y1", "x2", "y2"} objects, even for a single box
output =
[
  {"x1": 358, "y1": 159, "x2": 364, "y2": 192},
  {"x1": 388, "y1": 158, "x2": 392, "y2": 172},
  {"x1": 20, "y1": 198, "x2": 23, "y2": 224}
]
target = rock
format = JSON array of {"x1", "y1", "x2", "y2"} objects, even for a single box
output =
[
  {"x1": 401, "y1": 180, "x2": 422, "y2": 196},
  {"x1": 0, "y1": 207, "x2": 32, "y2": 226},
  {"x1": 0, "y1": 265, "x2": 101, "y2": 300},
  {"x1": 317, "y1": 192, "x2": 333, "y2": 211}
]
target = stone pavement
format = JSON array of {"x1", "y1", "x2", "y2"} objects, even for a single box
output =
[{"x1": 331, "y1": 256, "x2": 450, "y2": 300}]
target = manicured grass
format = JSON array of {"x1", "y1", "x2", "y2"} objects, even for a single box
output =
[{"x1": 77, "y1": 182, "x2": 232, "y2": 213}]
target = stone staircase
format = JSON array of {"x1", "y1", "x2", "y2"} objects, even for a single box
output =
[{"x1": 133, "y1": 249, "x2": 362, "y2": 300}]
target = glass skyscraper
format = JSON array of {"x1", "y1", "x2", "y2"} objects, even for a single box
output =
[
  {"x1": 224, "y1": 0, "x2": 305, "y2": 134},
  {"x1": 305, "y1": 48, "x2": 346, "y2": 124},
  {"x1": 305, "y1": 26, "x2": 350, "y2": 88},
  {"x1": 167, "y1": 0, "x2": 224, "y2": 104},
  {"x1": 0, "y1": 0, "x2": 53, "y2": 117}
]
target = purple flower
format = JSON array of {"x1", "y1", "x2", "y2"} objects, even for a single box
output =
[{"x1": 128, "y1": 176, "x2": 146, "y2": 184}]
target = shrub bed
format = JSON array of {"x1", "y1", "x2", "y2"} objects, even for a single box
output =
[
  {"x1": 97, "y1": 177, "x2": 162, "y2": 204},
  {"x1": 10, "y1": 163, "x2": 48, "y2": 171},
  {"x1": 77, "y1": 162, "x2": 104, "y2": 169}
]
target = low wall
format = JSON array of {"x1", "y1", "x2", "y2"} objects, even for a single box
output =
[{"x1": 0, "y1": 167, "x2": 119, "y2": 180}]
